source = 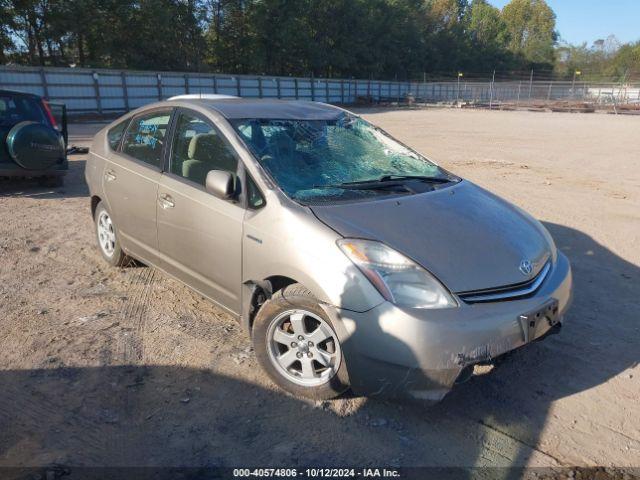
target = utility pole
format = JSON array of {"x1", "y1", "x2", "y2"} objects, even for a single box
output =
[
  {"x1": 571, "y1": 70, "x2": 581, "y2": 99},
  {"x1": 618, "y1": 70, "x2": 628, "y2": 104},
  {"x1": 528, "y1": 69, "x2": 534, "y2": 101},
  {"x1": 489, "y1": 70, "x2": 496, "y2": 109},
  {"x1": 457, "y1": 72, "x2": 463, "y2": 104}
]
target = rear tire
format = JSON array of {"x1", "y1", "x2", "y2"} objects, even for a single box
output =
[
  {"x1": 253, "y1": 283, "x2": 350, "y2": 400},
  {"x1": 94, "y1": 201, "x2": 131, "y2": 267}
]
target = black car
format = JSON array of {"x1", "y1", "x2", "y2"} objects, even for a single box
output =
[{"x1": 0, "y1": 89, "x2": 68, "y2": 187}]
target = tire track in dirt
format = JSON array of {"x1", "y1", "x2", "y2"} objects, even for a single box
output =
[
  {"x1": 118, "y1": 265, "x2": 155, "y2": 364},
  {"x1": 107, "y1": 264, "x2": 157, "y2": 465}
]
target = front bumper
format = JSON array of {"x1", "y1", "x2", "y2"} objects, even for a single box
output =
[{"x1": 331, "y1": 252, "x2": 572, "y2": 402}]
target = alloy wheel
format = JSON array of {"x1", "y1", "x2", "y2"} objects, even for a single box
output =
[
  {"x1": 266, "y1": 309, "x2": 342, "y2": 387},
  {"x1": 97, "y1": 210, "x2": 116, "y2": 258}
]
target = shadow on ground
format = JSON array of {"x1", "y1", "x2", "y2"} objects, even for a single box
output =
[
  {"x1": 0, "y1": 216, "x2": 637, "y2": 479},
  {"x1": 429, "y1": 222, "x2": 639, "y2": 471},
  {"x1": 0, "y1": 159, "x2": 87, "y2": 199},
  {"x1": 330, "y1": 220, "x2": 639, "y2": 475}
]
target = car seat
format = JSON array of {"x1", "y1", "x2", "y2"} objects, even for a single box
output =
[{"x1": 183, "y1": 133, "x2": 236, "y2": 185}]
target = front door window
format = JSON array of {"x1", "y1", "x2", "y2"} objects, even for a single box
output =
[{"x1": 170, "y1": 111, "x2": 238, "y2": 187}]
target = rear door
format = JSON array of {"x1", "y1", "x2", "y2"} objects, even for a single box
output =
[
  {"x1": 103, "y1": 108, "x2": 173, "y2": 264},
  {"x1": 156, "y1": 109, "x2": 244, "y2": 314}
]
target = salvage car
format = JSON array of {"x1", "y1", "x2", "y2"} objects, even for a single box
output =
[
  {"x1": 0, "y1": 89, "x2": 68, "y2": 186},
  {"x1": 85, "y1": 98, "x2": 572, "y2": 401}
]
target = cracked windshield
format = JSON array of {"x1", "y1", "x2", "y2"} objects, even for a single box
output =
[{"x1": 232, "y1": 115, "x2": 446, "y2": 203}]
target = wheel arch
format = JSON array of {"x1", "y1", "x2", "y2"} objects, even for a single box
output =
[
  {"x1": 242, "y1": 275, "x2": 298, "y2": 334},
  {"x1": 240, "y1": 263, "x2": 382, "y2": 337},
  {"x1": 91, "y1": 195, "x2": 101, "y2": 218},
  {"x1": 241, "y1": 274, "x2": 337, "y2": 335}
]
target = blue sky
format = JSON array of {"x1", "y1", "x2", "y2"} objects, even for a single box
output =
[{"x1": 487, "y1": 0, "x2": 639, "y2": 46}]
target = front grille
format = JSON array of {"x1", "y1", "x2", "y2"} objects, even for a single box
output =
[{"x1": 457, "y1": 261, "x2": 551, "y2": 303}]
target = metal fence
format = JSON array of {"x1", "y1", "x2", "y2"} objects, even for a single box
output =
[{"x1": 1, "y1": 65, "x2": 639, "y2": 115}]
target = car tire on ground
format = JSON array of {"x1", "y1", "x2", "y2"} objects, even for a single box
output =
[
  {"x1": 252, "y1": 283, "x2": 350, "y2": 400},
  {"x1": 94, "y1": 201, "x2": 131, "y2": 267}
]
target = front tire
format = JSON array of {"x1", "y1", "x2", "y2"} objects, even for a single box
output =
[
  {"x1": 94, "y1": 201, "x2": 130, "y2": 267},
  {"x1": 253, "y1": 283, "x2": 350, "y2": 400}
]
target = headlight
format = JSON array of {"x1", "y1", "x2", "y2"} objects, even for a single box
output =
[{"x1": 337, "y1": 239, "x2": 457, "y2": 309}]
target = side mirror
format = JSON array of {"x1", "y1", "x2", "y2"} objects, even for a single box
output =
[{"x1": 205, "y1": 170, "x2": 235, "y2": 200}]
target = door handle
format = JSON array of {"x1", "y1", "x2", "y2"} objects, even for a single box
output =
[
  {"x1": 158, "y1": 193, "x2": 175, "y2": 209},
  {"x1": 104, "y1": 169, "x2": 116, "y2": 182}
]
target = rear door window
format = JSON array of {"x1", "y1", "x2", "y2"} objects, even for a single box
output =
[{"x1": 121, "y1": 110, "x2": 172, "y2": 168}]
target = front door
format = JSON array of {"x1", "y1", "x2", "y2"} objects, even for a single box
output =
[
  {"x1": 103, "y1": 108, "x2": 173, "y2": 264},
  {"x1": 156, "y1": 109, "x2": 244, "y2": 314}
]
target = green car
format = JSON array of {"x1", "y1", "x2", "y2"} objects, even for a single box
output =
[{"x1": 0, "y1": 89, "x2": 68, "y2": 187}]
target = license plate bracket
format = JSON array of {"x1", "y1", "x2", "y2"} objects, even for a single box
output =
[{"x1": 518, "y1": 299, "x2": 560, "y2": 343}]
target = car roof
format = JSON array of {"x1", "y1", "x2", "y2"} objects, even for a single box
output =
[
  {"x1": 0, "y1": 89, "x2": 41, "y2": 99},
  {"x1": 176, "y1": 98, "x2": 345, "y2": 121},
  {"x1": 168, "y1": 93, "x2": 238, "y2": 101}
]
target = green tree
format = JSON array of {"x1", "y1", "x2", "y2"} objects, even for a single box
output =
[
  {"x1": 0, "y1": 0, "x2": 15, "y2": 63},
  {"x1": 10, "y1": 0, "x2": 636, "y2": 83},
  {"x1": 122, "y1": 0, "x2": 206, "y2": 71},
  {"x1": 502, "y1": 0, "x2": 556, "y2": 68},
  {"x1": 554, "y1": 36, "x2": 633, "y2": 82},
  {"x1": 607, "y1": 41, "x2": 640, "y2": 80},
  {"x1": 465, "y1": 0, "x2": 513, "y2": 71},
  {"x1": 468, "y1": 0, "x2": 506, "y2": 48},
  {"x1": 205, "y1": 0, "x2": 255, "y2": 73},
  {"x1": 9, "y1": 0, "x2": 51, "y2": 65},
  {"x1": 247, "y1": 0, "x2": 314, "y2": 76},
  {"x1": 422, "y1": 0, "x2": 470, "y2": 74}
]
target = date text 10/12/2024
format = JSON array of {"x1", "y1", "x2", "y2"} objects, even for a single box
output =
[{"x1": 233, "y1": 468, "x2": 401, "y2": 478}]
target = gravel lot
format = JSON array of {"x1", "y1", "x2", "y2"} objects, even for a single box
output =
[{"x1": 0, "y1": 108, "x2": 638, "y2": 474}]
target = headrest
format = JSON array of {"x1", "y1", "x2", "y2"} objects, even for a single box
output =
[
  {"x1": 188, "y1": 133, "x2": 223, "y2": 160},
  {"x1": 271, "y1": 132, "x2": 295, "y2": 157}
]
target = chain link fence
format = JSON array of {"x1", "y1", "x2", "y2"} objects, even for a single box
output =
[{"x1": 1, "y1": 65, "x2": 639, "y2": 116}]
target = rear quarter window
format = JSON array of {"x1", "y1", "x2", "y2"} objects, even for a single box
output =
[
  {"x1": 0, "y1": 94, "x2": 47, "y2": 127},
  {"x1": 107, "y1": 119, "x2": 129, "y2": 150}
]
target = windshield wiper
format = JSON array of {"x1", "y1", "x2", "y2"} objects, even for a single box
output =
[
  {"x1": 377, "y1": 174, "x2": 454, "y2": 183},
  {"x1": 313, "y1": 175, "x2": 454, "y2": 190},
  {"x1": 312, "y1": 182, "x2": 405, "y2": 191}
]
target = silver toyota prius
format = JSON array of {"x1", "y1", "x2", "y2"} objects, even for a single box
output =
[{"x1": 86, "y1": 98, "x2": 572, "y2": 402}]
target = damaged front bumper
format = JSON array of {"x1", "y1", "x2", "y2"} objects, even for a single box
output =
[{"x1": 333, "y1": 252, "x2": 572, "y2": 403}]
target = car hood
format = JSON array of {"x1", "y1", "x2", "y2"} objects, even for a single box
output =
[{"x1": 310, "y1": 180, "x2": 553, "y2": 293}]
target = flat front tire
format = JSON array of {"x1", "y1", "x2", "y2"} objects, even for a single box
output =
[
  {"x1": 94, "y1": 201, "x2": 130, "y2": 267},
  {"x1": 253, "y1": 283, "x2": 350, "y2": 400}
]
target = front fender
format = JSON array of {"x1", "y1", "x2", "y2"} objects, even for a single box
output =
[{"x1": 240, "y1": 261, "x2": 384, "y2": 334}]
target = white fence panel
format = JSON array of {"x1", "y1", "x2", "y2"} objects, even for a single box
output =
[{"x1": 2, "y1": 65, "x2": 638, "y2": 114}]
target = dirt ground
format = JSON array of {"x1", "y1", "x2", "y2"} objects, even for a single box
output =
[{"x1": 0, "y1": 108, "x2": 638, "y2": 475}]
